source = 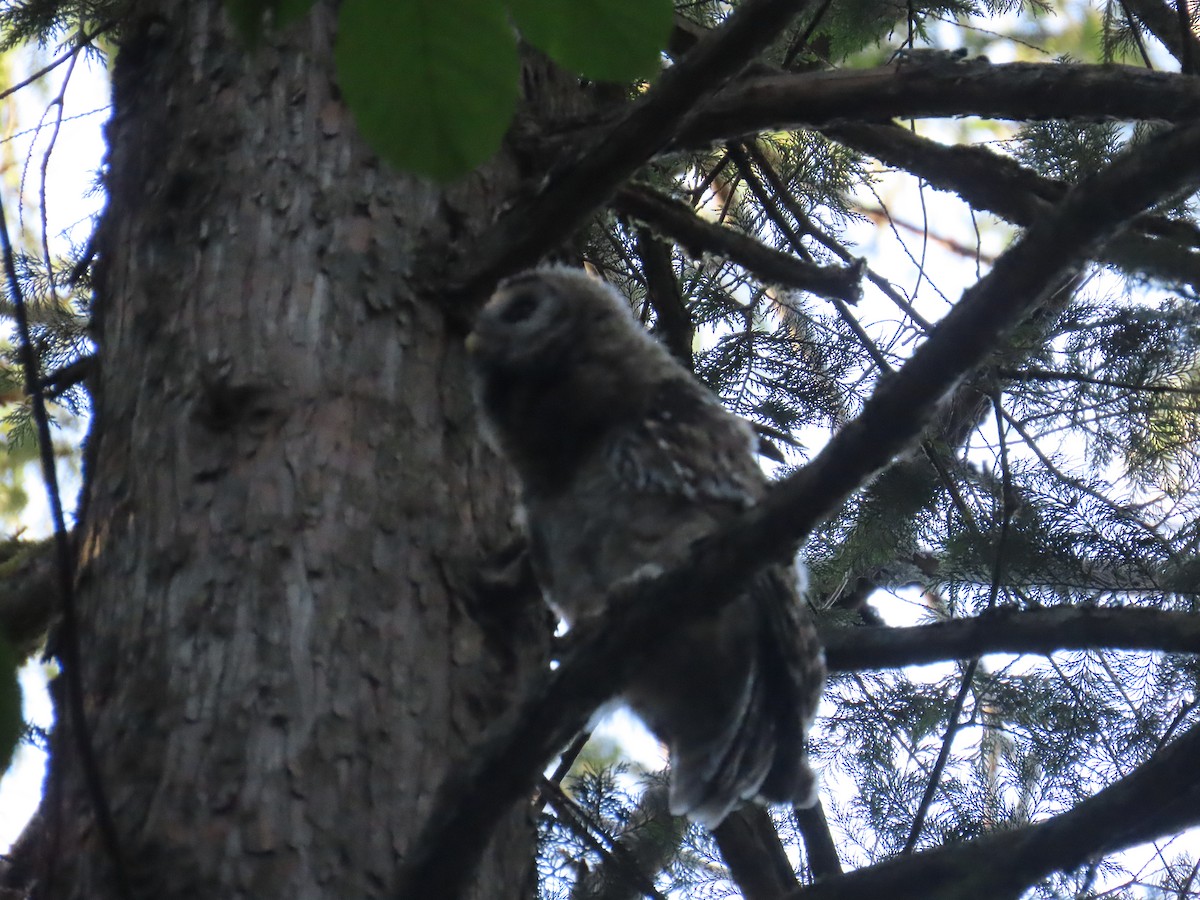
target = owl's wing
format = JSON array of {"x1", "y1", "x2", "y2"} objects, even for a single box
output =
[
  {"x1": 605, "y1": 377, "x2": 764, "y2": 511},
  {"x1": 525, "y1": 376, "x2": 763, "y2": 619}
]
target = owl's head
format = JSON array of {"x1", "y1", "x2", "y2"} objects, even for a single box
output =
[
  {"x1": 466, "y1": 267, "x2": 650, "y2": 376},
  {"x1": 465, "y1": 267, "x2": 677, "y2": 480}
]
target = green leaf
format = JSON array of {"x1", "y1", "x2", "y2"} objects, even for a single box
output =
[
  {"x1": 336, "y1": 0, "x2": 520, "y2": 183},
  {"x1": 507, "y1": 0, "x2": 672, "y2": 82},
  {"x1": 0, "y1": 633, "x2": 21, "y2": 775},
  {"x1": 226, "y1": 0, "x2": 317, "y2": 45}
]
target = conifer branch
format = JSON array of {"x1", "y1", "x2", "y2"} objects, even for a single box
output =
[
  {"x1": 736, "y1": 140, "x2": 932, "y2": 330},
  {"x1": 538, "y1": 779, "x2": 671, "y2": 900},
  {"x1": 902, "y1": 657, "x2": 979, "y2": 853},
  {"x1": 0, "y1": 20, "x2": 112, "y2": 103},
  {"x1": 999, "y1": 365, "x2": 1200, "y2": 395},
  {"x1": 1120, "y1": 0, "x2": 1200, "y2": 72},
  {"x1": 823, "y1": 123, "x2": 1200, "y2": 287},
  {"x1": 0, "y1": 192, "x2": 132, "y2": 899}
]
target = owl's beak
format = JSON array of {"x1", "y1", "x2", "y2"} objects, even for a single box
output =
[{"x1": 464, "y1": 331, "x2": 480, "y2": 354}]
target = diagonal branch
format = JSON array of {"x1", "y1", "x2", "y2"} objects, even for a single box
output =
[
  {"x1": 634, "y1": 230, "x2": 695, "y2": 368},
  {"x1": 397, "y1": 120, "x2": 1200, "y2": 900},
  {"x1": 444, "y1": 0, "x2": 819, "y2": 304},
  {"x1": 794, "y1": 801, "x2": 843, "y2": 879},
  {"x1": 613, "y1": 184, "x2": 865, "y2": 303},
  {"x1": 822, "y1": 606, "x2": 1200, "y2": 672},
  {"x1": 712, "y1": 806, "x2": 800, "y2": 900},
  {"x1": 902, "y1": 658, "x2": 979, "y2": 853}
]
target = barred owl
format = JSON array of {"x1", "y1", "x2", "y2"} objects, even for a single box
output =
[{"x1": 466, "y1": 267, "x2": 825, "y2": 827}]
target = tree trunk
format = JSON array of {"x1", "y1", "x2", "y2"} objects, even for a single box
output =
[{"x1": 32, "y1": 3, "x2": 558, "y2": 896}]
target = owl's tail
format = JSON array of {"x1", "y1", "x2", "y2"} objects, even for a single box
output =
[
  {"x1": 665, "y1": 566, "x2": 824, "y2": 828},
  {"x1": 755, "y1": 565, "x2": 824, "y2": 807}
]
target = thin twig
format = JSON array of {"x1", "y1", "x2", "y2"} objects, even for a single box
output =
[
  {"x1": 726, "y1": 144, "x2": 893, "y2": 372},
  {"x1": 0, "y1": 197, "x2": 131, "y2": 898},
  {"x1": 1000, "y1": 407, "x2": 1176, "y2": 565},
  {"x1": 0, "y1": 21, "x2": 113, "y2": 103},
  {"x1": 903, "y1": 393, "x2": 1015, "y2": 854},
  {"x1": 532, "y1": 730, "x2": 592, "y2": 815},
  {"x1": 902, "y1": 657, "x2": 980, "y2": 854},
  {"x1": 39, "y1": 39, "x2": 86, "y2": 309}
]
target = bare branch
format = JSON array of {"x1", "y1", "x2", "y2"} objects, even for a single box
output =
[
  {"x1": 40, "y1": 353, "x2": 96, "y2": 398},
  {"x1": 676, "y1": 63, "x2": 1200, "y2": 148},
  {"x1": 823, "y1": 607, "x2": 1200, "y2": 672},
  {"x1": 793, "y1": 801, "x2": 843, "y2": 879},
  {"x1": 633, "y1": 230, "x2": 694, "y2": 368},
  {"x1": 712, "y1": 807, "x2": 799, "y2": 900},
  {"x1": 613, "y1": 184, "x2": 865, "y2": 303}
]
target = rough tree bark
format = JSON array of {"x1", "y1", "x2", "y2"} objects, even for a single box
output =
[{"x1": 17, "y1": 3, "x2": 578, "y2": 897}]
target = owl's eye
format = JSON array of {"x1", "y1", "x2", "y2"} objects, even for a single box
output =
[{"x1": 499, "y1": 290, "x2": 541, "y2": 323}]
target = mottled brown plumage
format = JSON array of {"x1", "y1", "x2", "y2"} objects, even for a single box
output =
[{"x1": 467, "y1": 267, "x2": 825, "y2": 826}]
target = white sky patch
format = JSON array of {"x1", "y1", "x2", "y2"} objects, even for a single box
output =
[{"x1": 0, "y1": 664, "x2": 54, "y2": 850}]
